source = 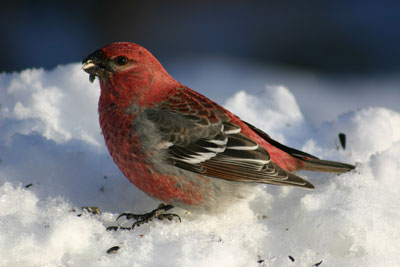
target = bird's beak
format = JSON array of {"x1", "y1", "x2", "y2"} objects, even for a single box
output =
[{"x1": 82, "y1": 49, "x2": 107, "y2": 83}]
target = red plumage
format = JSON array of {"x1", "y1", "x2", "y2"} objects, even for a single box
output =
[{"x1": 82, "y1": 42, "x2": 354, "y2": 213}]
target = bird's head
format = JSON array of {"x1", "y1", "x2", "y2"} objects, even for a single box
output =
[
  {"x1": 82, "y1": 42, "x2": 177, "y2": 106},
  {"x1": 82, "y1": 42, "x2": 167, "y2": 84}
]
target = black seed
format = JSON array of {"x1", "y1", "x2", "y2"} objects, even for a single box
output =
[
  {"x1": 25, "y1": 183, "x2": 33, "y2": 188},
  {"x1": 313, "y1": 260, "x2": 323, "y2": 266},
  {"x1": 106, "y1": 246, "x2": 120, "y2": 254},
  {"x1": 106, "y1": 226, "x2": 119, "y2": 231},
  {"x1": 288, "y1": 255, "x2": 295, "y2": 262},
  {"x1": 338, "y1": 133, "x2": 346, "y2": 149}
]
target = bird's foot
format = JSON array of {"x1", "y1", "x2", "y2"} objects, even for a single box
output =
[{"x1": 107, "y1": 204, "x2": 181, "y2": 230}]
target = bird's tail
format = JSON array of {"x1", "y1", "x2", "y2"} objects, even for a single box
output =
[
  {"x1": 244, "y1": 121, "x2": 356, "y2": 173},
  {"x1": 300, "y1": 158, "x2": 355, "y2": 173}
]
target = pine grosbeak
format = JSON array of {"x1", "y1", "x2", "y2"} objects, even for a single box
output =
[{"x1": 82, "y1": 42, "x2": 354, "y2": 213}]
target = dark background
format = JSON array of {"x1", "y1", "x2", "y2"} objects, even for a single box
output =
[{"x1": 1, "y1": 0, "x2": 400, "y2": 75}]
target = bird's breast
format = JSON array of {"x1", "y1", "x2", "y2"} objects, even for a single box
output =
[{"x1": 99, "y1": 105, "x2": 143, "y2": 164}]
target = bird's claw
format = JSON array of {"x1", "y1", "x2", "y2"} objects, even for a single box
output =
[{"x1": 110, "y1": 204, "x2": 181, "y2": 230}]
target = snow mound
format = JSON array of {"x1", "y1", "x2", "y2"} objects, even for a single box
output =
[
  {"x1": 225, "y1": 85, "x2": 307, "y2": 144},
  {"x1": 0, "y1": 64, "x2": 399, "y2": 266},
  {"x1": 0, "y1": 64, "x2": 101, "y2": 145}
]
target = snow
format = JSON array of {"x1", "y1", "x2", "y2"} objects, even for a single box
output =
[{"x1": 1, "y1": 62, "x2": 400, "y2": 267}]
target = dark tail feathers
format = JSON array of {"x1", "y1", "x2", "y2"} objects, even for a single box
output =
[
  {"x1": 301, "y1": 158, "x2": 355, "y2": 173},
  {"x1": 244, "y1": 121, "x2": 355, "y2": 173}
]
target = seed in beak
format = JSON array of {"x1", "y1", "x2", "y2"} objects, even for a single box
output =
[{"x1": 89, "y1": 73, "x2": 96, "y2": 83}]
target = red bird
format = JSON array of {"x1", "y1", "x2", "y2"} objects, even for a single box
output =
[{"x1": 82, "y1": 42, "x2": 354, "y2": 215}]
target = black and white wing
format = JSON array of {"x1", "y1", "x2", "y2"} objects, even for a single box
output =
[{"x1": 144, "y1": 105, "x2": 314, "y2": 189}]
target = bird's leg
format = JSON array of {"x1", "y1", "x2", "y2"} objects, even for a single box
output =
[{"x1": 108, "y1": 204, "x2": 181, "y2": 230}]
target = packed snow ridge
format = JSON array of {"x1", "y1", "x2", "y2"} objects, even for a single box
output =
[{"x1": 0, "y1": 64, "x2": 399, "y2": 266}]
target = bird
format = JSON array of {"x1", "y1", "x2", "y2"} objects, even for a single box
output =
[{"x1": 82, "y1": 42, "x2": 354, "y2": 220}]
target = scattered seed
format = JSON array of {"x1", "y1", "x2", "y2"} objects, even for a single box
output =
[
  {"x1": 288, "y1": 255, "x2": 295, "y2": 262},
  {"x1": 257, "y1": 255, "x2": 265, "y2": 265},
  {"x1": 313, "y1": 260, "x2": 323, "y2": 266},
  {"x1": 106, "y1": 246, "x2": 120, "y2": 254},
  {"x1": 338, "y1": 133, "x2": 346, "y2": 149},
  {"x1": 81, "y1": 206, "x2": 100, "y2": 215},
  {"x1": 25, "y1": 183, "x2": 33, "y2": 188},
  {"x1": 106, "y1": 226, "x2": 119, "y2": 231}
]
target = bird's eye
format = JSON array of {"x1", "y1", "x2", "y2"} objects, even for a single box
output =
[{"x1": 114, "y1": 56, "x2": 128, "y2": 66}]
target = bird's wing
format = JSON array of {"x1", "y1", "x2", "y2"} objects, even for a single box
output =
[{"x1": 144, "y1": 89, "x2": 314, "y2": 188}]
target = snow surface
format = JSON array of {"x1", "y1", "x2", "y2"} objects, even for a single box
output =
[{"x1": 1, "y1": 63, "x2": 399, "y2": 267}]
